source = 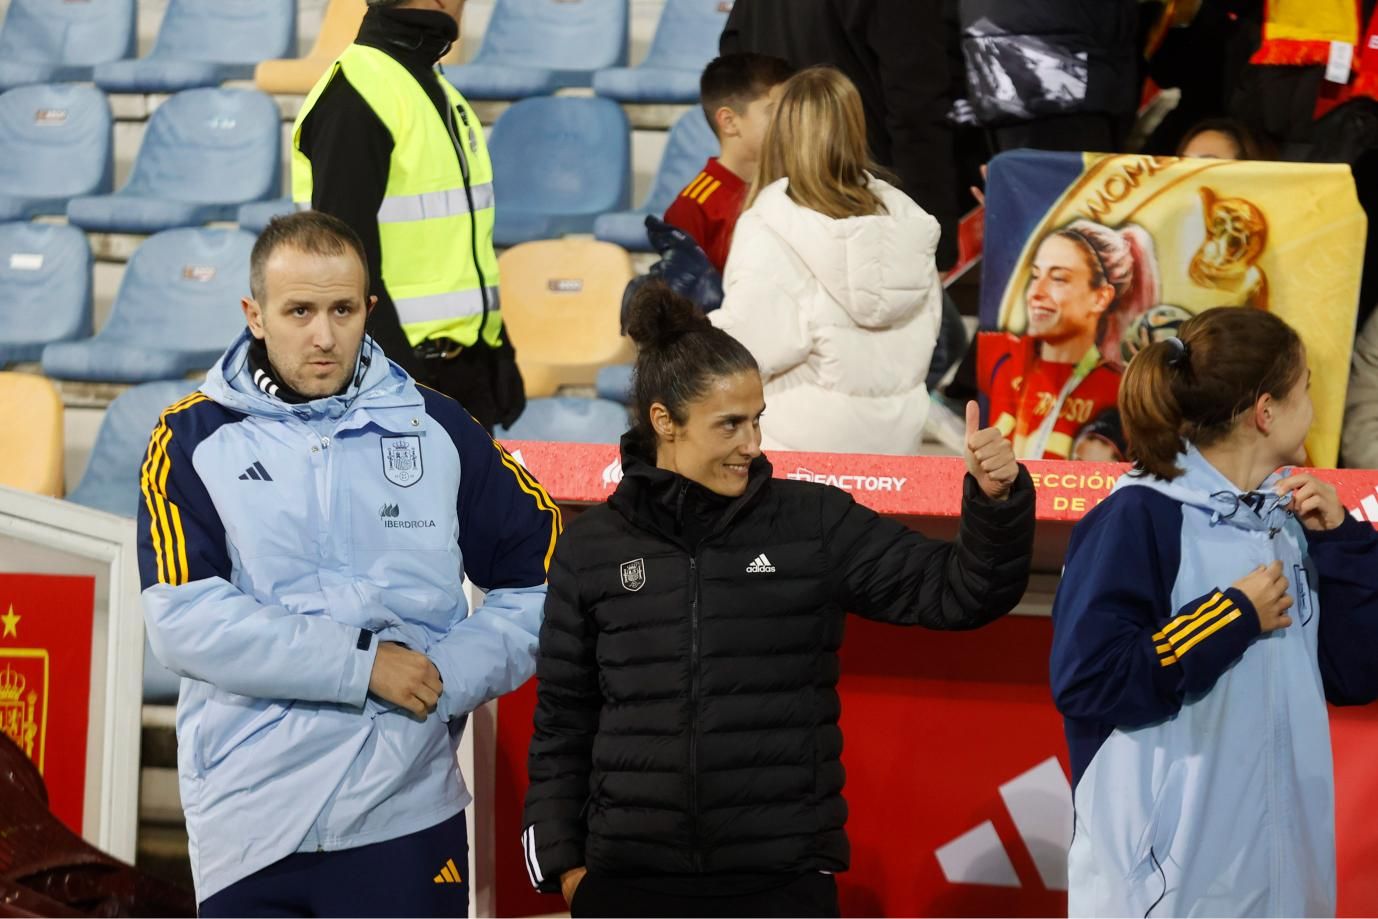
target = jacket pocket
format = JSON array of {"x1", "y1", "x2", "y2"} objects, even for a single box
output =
[
  {"x1": 1126, "y1": 764, "x2": 1186, "y2": 917},
  {"x1": 192, "y1": 691, "x2": 291, "y2": 775}
]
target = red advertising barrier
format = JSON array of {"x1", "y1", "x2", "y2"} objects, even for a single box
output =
[
  {"x1": 495, "y1": 444, "x2": 1378, "y2": 917},
  {"x1": 0, "y1": 573, "x2": 95, "y2": 835}
]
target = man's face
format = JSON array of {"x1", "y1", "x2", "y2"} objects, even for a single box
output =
[{"x1": 241, "y1": 246, "x2": 373, "y2": 399}]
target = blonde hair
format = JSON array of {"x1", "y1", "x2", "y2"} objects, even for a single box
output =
[{"x1": 745, "y1": 66, "x2": 888, "y2": 220}]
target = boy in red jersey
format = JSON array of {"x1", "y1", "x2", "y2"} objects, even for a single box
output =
[{"x1": 664, "y1": 53, "x2": 794, "y2": 273}]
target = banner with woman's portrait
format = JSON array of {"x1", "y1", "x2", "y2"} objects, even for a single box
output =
[{"x1": 976, "y1": 149, "x2": 1366, "y2": 466}]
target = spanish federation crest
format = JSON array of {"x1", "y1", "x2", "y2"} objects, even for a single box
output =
[
  {"x1": 620, "y1": 558, "x2": 646, "y2": 592},
  {"x1": 381, "y1": 435, "x2": 423, "y2": 487}
]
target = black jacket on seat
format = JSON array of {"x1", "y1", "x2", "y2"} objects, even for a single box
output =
[{"x1": 521, "y1": 437, "x2": 1035, "y2": 892}]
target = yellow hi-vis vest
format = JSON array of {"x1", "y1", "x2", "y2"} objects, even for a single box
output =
[{"x1": 292, "y1": 44, "x2": 503, "y2": 349}]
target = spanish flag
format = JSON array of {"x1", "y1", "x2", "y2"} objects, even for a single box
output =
[{"x1": 1251, "y1": 0, "x2": 1361, "y2": 68}]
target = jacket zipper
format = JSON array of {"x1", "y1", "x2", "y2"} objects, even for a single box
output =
[
  {"x1": 688, "y1": 554, "x2": 702, "y2": 872},
  {"x1": 437, "y1": 78, "x2": 492, "y2": 342}
]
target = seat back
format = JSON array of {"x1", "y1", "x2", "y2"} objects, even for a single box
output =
[
  {"x1": 99, "y1": 228, "x2": 255, "y2": 353},
  {"x1": 641, "y1": 105, "x2": 718, "y2": 214},
  {"x1": 0, "y1": 223, "x2": 92, "y2": 365},
  {"x1": 643, "y1": 0, "x2": 732, "y2": 71},
  {"x1": 255, "y1": 0, "x2": 367, "y2": 93},
  {"x1": 0, "y1": 84, "x2": 112, "y2": 202},
  {"x1": 123, "y1": 89, "x2": 279, "y2": 206},
  {"x1": 148, "y1": 0, "x2": 295, "y2": 64},
  {"x1": 472, "y1": 0, "x2": 628, "y2": 71},
  {"x1": 498, "y1": 239, "x2": 635, "y2": 395},
  {"x1": 66, "y1": 380, "x2": 201, "y2": 516},
  {"x1": 0, "y1": 0, "x2": 136, "y2": 65},
  {"x1": 490, "y1": 96, "x2": 631, "y2": 222},
  {"x1": 0, "y1": 372, "x2": 63, "y2": 496},
  {"x1": 496, "y1": 397, "x2": 629, "y2": 444},
  {"x1": 309, "y1": 0, "x2": 367, "y2": 59}
]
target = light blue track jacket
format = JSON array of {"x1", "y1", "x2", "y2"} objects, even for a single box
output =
[
  {"x1": 1050, "y1": 446, "x2": 1378, "y2": 917},
  {"x1": 136, "y1": 330, "x2": 561, "y2": 900}
]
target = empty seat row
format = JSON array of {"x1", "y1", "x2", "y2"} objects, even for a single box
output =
[
  {"x1": 0, "y1": 0, "x2": 293, "y2": 95},
  {"x1": 0, "y1": 0, "x2": 725, "y2": 103},
  {"x1": 0, "y1": 225, "x2": 638, "y2": 393},
  {"x1": 0, "y1": 83, "x2": 718, "y2": 249}
]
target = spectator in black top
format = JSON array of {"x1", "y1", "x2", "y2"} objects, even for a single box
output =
[{"x1": 721, "y1": 0, "x2": 963, "y2": 270}]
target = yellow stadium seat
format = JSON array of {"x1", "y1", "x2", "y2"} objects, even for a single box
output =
[
  {"x1": 255, "y1": 0, "x2": 462, "y2": 94},
  {"x1": 254, "y1": 0, "x2": 367, "y2": 95},
  {"x1": 0, "y1": 372, "x2": 63, "y2": 497},
  {"x1": 498, "y1": 239, "x2": 635, "y2": 398}
]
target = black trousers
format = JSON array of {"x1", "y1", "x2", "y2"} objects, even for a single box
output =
[
  {"x1": 416, "y1": 336, "x2": 526, "y2": 432},
  {"x1": 569, "y1": 873, "x2": 840, "y2": 919}
]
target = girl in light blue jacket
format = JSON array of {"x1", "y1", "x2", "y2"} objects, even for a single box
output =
[{"x1": 1051, "y1": 307, "x2": 1378, "y2": 917}]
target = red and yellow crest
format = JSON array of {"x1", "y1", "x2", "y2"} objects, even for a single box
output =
[{"x1": 0, "y1": 652, "x2": 48, "y2": 771}]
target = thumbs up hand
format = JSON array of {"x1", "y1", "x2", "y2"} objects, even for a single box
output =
[{"x1": 963, "y1": 401, "x2": 1019, "y2": 501}]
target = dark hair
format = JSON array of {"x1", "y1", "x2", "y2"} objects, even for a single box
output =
[
  {"x1": 625, "y1": 282, "x2": 758, "y2": 454},
  {"x1": 700, "y1": 53, "x2": 796, "y2": 138},
  {"x1": 1120, "y1": 307, "x2": 1306, "y2": 480},
  {"x1": 1176, "y1": 117, "x2": 1273, "y2": 161},
  {"x1": 249, "y1": 211, "x2": 369, "y2": 303}
]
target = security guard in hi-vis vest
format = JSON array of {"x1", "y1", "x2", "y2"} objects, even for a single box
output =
[{"x1": 293, "y1": 0, "x2": 524, "y2": 431}]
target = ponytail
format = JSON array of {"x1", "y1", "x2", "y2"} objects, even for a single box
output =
[{"x1": 1119, "y1": 307, "x2": 1306, "y2": 480}]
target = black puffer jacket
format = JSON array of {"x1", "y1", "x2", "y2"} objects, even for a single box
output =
[{"x1": 521, "y1": 440, "x2": 1035, "y2": 891}]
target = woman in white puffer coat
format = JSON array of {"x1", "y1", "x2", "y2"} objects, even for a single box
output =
[{"x1": 710, "y1": 66, "x2": 944, "y2": 455}]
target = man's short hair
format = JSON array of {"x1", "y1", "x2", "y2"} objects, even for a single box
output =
[
  {"x1": 249, "y1": 211, "x2": 370, "y2": 303},
  {"x1": 700, "y1": 53, "x2": 796, "y2": 136}
]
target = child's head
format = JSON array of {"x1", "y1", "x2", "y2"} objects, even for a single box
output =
[
  {"x1": 700, "y1": 53, "x2": 794, "y2": 161},
  {"x1": 1120, "y1": 307, "x2": 1311, "y2": 480},
  {"x1": 747, "y1": 66, "x2": 886, "y2": 220}
]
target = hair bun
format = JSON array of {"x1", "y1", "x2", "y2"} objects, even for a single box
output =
[{"x1": 625, "y1": 281, "x2": 711, "y2": 350}]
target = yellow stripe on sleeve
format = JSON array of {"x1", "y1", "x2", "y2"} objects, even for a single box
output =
[
  {"x1": 1174, "y1": 609, "x2": 1244, "y2": 658},
  {"x1": 139, "y1": 393, "x2": 209, "y2": 586},
  {"x1": 1153, "y1": 592, "x2": 1226, "y2": 641}
]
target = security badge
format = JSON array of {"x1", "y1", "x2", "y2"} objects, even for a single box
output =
[
  {"x1": 620, "y1": 558, "x2": 646, "y2": 592},
  {"x1": 381, "y1": 435, "x2": 423, "y2": 487}
]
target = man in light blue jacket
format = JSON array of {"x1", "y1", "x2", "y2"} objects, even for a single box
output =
[{"x1": 137, "y1": 212, "x2": 560, "y2": 915}]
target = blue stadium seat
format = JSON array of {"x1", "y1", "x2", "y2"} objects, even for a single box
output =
[
  {"x1": 495, "y1": 397, "x2": 629, "y2": 444},
  {"x1": 443, "y1": 0, "x2": 627, "y2": 100},
  {"x1": 237, "y1": 198, "x2": 297, "y2": 234},
  {"x1": 489, "y1": 96, "x2": 631, "y2": 246},
  {"x1": 595, "y1": 363, "x2": 633, "y2": 405},
  {"x1": 592, "y1": 0, "x2": 728, "y2": 104},
  {"x1": 67, "y1": 89, "x2": 280, "y2": 234},
  {"x1": 0, "y1": 84, "x2": 112, "y2": 221},
  {"x1": 593, "y1": 106, "x2": 717, "y2": 251},
  {"x1": 65, "y1": 379, "x2": 200, "y2": 705},
  {"x1": 93, "y1": 0, "x2": 296, "y2": 94},
  {"x1": 0, "y1": 0, "x2": 136, "y2": 91},
  {"x1": 42, "y1": 228, "x2": 254, "y2": 383},
  {"x1": 0, "y1": 223, "x2": 92, "y2": 367}
]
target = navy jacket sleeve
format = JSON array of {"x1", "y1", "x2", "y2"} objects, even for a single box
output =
[
  {"x1": 420, "y1": 387, "x2": 562, "y2": 721},
  {"x1": 1050, "y1": 487, "x2": 1262, "y2": 730},
  {"x1": 1310, "y1": 515, "x2": 1378, "y2": 705}
]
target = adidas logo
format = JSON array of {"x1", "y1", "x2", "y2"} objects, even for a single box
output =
[
  {"x1": 935, "y1": 757, "x2": 1071, "y2": 890},
  {"x1": 745, "y1": 553, "x2": 775, "y2": 573},
  {"x1": 432, "y1": 857, "x2": 463, "y2": 885},
  {"x1": 237, "y1": 461, "x2": 272, "y2": 482},
  {"x1": 1350, "y1": 486, "x2": 1378, "y2": 524}
]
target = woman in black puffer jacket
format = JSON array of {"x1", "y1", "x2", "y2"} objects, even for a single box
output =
[{"x1": 522, "y1": 284, "x2": 1036, "y2": 918}]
